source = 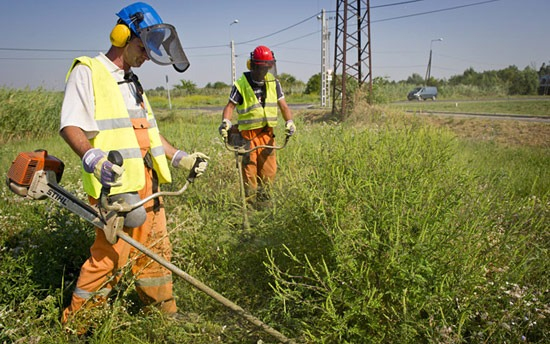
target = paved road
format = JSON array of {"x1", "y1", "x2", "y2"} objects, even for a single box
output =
[
  {"x1": 178, "y1": 102, "x2": 550, "y2": 123},
  {"x1": 394, "y1": 97, "x2": 550, "y2": 123},
  {"x1": 404, "y1": 110, "x2": 550, "y2": 123},
  {"x1": 179, "y1": 103, "x2": 315, "y2": 112},
  {"x1": 393, "y1": 97, "x2": 550, "y2": 104}
]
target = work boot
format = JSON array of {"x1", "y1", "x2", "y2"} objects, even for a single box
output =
[
  {"x1": 244, "y1": 185, "x2": 257, "y2": 207},
  {"x1": 255, "y1": 186, "x2": 273, "y2": 210}
]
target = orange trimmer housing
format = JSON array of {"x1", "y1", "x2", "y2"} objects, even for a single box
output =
[{"x1": 7, "y1": 150, "x2": 64, "y2": 187}]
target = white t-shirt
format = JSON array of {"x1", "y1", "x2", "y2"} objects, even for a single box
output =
[{"x1": 59, "y1": 53, "x2": 147, "y2": 139}]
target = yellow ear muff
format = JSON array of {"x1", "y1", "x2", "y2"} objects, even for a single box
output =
[
  {"x1": 110, "y1": 24, "x2": 131, "y2": 47},
  {"x1": 247, "y1": 59, "x2": 251, "y2": 70}
]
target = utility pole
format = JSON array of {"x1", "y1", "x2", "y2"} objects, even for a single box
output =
[
  {"x1": 332, "y1": 0, "x2": 372, "y2": 117},
  {"x1": 425, "y1": 38, "x2": 443, "y2": 86},
  {"x1": 165, "y1": 75, "x2": 172, "y2": 110},
  {"x1": 230, "y1": 40, "x2": 236, "y2": 84},
  {"x1": 229, "y1": 19, "x2": 239, "y2": 85},
  {"x1": 319, "y1": 9, "x2": 330, "y2": 108}
]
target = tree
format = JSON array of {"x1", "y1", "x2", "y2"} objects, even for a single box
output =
[
  {"x1": 497, "y1": 65, "x2": 520, "y2": 85},
  {"x1": 305, "y1": 73, "x2": 321, "y2": 94},
  {"x1": 205, "y1": 81, "x2": 229, "y2": 89},
  {"x1": 425, "y1": 76, "x2": 442, "y2": 88},
  {"x1": 174, "y1": 79, "x2": 197, "y2": 94},
  {"x1": 405, "y1": 73, "x2": 424, "y2": 85},
  {"x1": 508, "y1": 67, "x2": 538, "y2": 95},
  {"x1": 277, "y1": 73, "x2": 297, "y2": 95},
  {"x1": 538, "y1": 61, "x2": 550, "y2": 77}
]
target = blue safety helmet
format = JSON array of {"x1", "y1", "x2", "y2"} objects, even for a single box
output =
[
  {"x1": 116, "y1": 2, "x2": 163, "y2": 37},
  {"x1": 116, "y1": 2, "x2": 190, "y2": 73}
]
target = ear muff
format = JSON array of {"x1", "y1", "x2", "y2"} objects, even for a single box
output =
[
  {"x1": 110, "y1": 24, "x2": 131, "y2": 47},
  {"x1": 247, "y1": 50, "x2": 255, "y2": 70}
]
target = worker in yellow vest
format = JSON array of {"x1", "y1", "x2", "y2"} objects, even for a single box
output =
[
  {"x1": 59, "y1": 2, "x2": 208, "y2": 331},
  {"x1": 219, "y1": 45, "x2": 296, "y2": 208}
]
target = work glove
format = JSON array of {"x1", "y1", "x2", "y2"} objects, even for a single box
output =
[
  {"x1": 82, "y1": 148, "x2": 125, "y2": 188},
  {"x1": 218, "y1": 119, "x2": 232, "y2": 138},
  {"x1": 172, "y1": 150, "x2": 210, "y2": 177},
  {"x1": 285, "y1": 119, "x2": 296, "y2": 136}
]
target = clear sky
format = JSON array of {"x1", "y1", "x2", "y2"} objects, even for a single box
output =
[{"x1": 1, "y1": 0, "x2": 548, "y2": 91}]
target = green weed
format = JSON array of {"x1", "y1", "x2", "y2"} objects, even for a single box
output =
[{"x1": 0, "y1": 90, "x2": 547, "y2": 343}]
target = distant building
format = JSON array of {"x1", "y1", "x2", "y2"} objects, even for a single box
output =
[{"x1": 539, "y1": 75, "x2": 550, "y2": 95}]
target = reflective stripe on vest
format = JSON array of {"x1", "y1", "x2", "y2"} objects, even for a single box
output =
[
  {"x1": 68, "y1": 57, "x2": 172, "y2": 199},
  {"x1": 235, "y1": 73, "x2": 278, "y2": 131}
]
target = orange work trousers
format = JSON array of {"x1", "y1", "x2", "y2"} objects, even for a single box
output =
[
  {"x1": 240, "y1": 127, "x2": 277, "y2": 199},
  {"x1": 62, "y1": 166, "x2": 176, "y2": 324}
]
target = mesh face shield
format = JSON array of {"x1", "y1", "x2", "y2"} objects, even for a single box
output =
[
  {"x1": 250, "y1": 60, "x2": 277, "y2": 84},
  {"x1": 139, "y1": 24, "x2": 190, "y2": 73}
]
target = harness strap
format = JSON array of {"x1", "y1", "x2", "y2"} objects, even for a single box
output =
[{"x1": 144, "y1": 151, "x2": 161, "y2": 212}]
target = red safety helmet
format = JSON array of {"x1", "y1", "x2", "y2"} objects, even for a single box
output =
[{"x1": 250, "y1": 45, "x2": 275, "y2": 67}]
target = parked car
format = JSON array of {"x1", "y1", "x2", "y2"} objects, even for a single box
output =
[{"x1": 407, "y1": 86, "x2": 438, "y2": 101}]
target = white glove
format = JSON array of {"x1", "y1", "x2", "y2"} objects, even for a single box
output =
[
  {"x1": 82, "y1": 148, "x2": 124, "y2": 187},
  {"x1": 172, "y1": 151, "x2": 210, "y2": 177},
  {"x1": 285, "y1": 120, "x2": 296, "y2": 136},
  {"x1": 218, "y1": 119, "x2": 232, "y2": 138}
]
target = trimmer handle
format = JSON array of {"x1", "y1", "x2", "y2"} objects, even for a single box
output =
[
  {"x1": 108, "y1": 150, "x2": 124, "y2": 167},
  {"x1": 101, "y1": 150, "x2": 124, "y2": 196},
  {"x1": 187, "y1": 157, "x2": 206, "y2": 183}
]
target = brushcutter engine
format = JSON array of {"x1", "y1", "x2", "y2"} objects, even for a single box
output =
[
  {"x1": 6, "y1": 149, "x2": 110, "y2": 232},
  {"x1": 7, "y1": 150, "x2": 65, "y2": 199}
]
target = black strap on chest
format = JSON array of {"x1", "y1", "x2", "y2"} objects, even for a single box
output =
[{"x1": 118, "y1": 71, "x2": 144, "y2": 105}]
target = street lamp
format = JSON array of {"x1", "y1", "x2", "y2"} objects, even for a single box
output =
[
  {"x1": 229, "y1": 19, "x2": 239, "y2": 85},
  {"x1": 425, "y1": 37, "x2": 443, "y2": 85},
  {"x1": 318, "y1": 9, "x2": 331, "y2": 107}
]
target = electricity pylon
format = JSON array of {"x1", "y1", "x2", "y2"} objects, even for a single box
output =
[{"x1": 332, "y1": 0, "x2": 372, "y2": 116}]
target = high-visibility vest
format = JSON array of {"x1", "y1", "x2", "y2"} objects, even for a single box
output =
[
  {"x1": 235, "y1": 73, "x2": 278, "y2": 131},
  {"x1": 67, "y1": 56, "x2": 172, "y2": 199}
]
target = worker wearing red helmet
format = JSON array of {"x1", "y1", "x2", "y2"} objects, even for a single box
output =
[{"x1": 219, "y1": 45, "x2": 296, "y2": 208}]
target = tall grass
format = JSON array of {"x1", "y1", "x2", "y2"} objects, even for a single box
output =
[
  {"x1": 0, "y1": 88, "x2": 62, "y2": 143},
  {"x1": 260, "y1": 117, "x2": 548, "y2": 342},
  {"x1": 0, "y1": 90, "x2": 548, "y2": 343}
]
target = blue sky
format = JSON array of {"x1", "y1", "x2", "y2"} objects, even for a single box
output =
[{"x1": 1, "y1": 0, "x2": 548, "y2": 91}]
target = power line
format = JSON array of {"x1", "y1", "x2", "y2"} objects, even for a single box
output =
[
  {"x1": 0, "y1": 57, "x2": 72, "y2": 61},
  {"x1": 270, "y1": 30, "x2": 320, "y2": 48},
  {"x1": 0, "y1": 1, "x2": 505, "y2": 54},
  {"x1": 235, "y1": 13, "x2": 320, "y2": 45},
  {"x1": 0, "y1": 1, "x2": 506, "y2": 64},
  {"x1": 277, "y1": 59, "x2": 317, "y2": 66},
  {"x1": 434, "y1": 52, "x2": 510, "y2": 67},
  {"x1": 0, "y1": 47, "x2": 98, "y2": 53},
  {"x1": 372, "y1": 0, "x2": 426, "y2": 9},
  {"x1": 185, "y1": 44, "x2": 228, "y2": 50},
  {"x1": 373, "y1": 0, "x2": 503, "y2": 23}
]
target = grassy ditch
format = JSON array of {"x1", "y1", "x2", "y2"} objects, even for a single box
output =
[{"x1": 0, "y1": 90, "x2": 548, "y2": 343}]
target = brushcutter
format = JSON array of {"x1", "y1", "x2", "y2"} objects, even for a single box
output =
[
  {"x1": 224, "y1": 132, "x2": 291, "y2": 230},
  {"x1": 6, "y1": 149, "x2": 295, "y2": 344}
]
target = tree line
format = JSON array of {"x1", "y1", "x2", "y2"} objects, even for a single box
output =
[{"x1": 147, "y1": 62, "x2": 550, "y2": 99}]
